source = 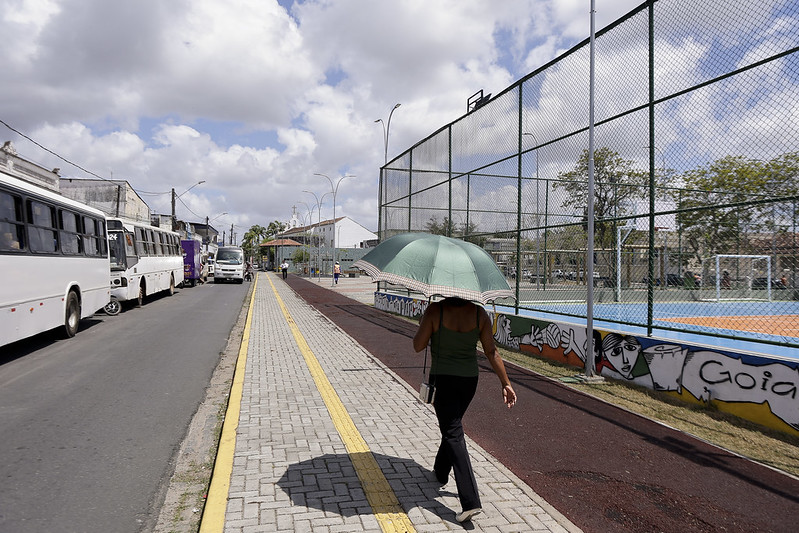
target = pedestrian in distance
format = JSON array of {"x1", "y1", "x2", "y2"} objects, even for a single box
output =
[
  {"x1": 412, "y1": 296, "x2": 517, "y2": 523},
  {"x1": 280, "y1": 261, "x2": 288, "y2": 279},
  {"x1": 333, "y1": 261, "x2": 341, "y2": 284}
]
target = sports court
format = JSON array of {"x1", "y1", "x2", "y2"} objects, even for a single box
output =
[{"x1": 501, "y1": 298, "x2": 799, "y2": 361}]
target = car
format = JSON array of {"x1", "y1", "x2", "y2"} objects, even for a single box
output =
[
  {"x1": 593, "y1": 276, "x2": 614, "y2": 287},
  {"x1": 751, "y1": 277, "x2": 786, "y2": 289},
  {"x1": 642, "y1": 274, "x2": 683, "y2": 287},
  {"x1": 527, "y1": 272, "x2": 545, "y2": 283}
]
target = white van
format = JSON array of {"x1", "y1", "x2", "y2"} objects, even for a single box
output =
[{"x1": 213, "y1": 246, "x2": 245, "y2": 283}]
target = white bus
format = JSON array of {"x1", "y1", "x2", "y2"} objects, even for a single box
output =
[
  {"x1": 106, "y1": 218, "x2": 184, "y2": 312},
  {"x1": 1, "y1": 171, "x2": 110, "y2": 346}
]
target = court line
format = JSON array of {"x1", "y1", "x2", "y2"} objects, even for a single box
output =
[{"x1": 266, "y1": 274, "x2": 416, "y2": 533}]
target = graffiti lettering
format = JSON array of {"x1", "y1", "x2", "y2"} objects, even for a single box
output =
[
  {"x1": 699, "y1": 359, "x2": 797, "y2": 399},
  {"x1": 374, "y1": 292, "x2": 428, "y2": 319}
]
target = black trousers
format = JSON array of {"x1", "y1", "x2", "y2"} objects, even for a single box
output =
[{"x1": 432, "y1": 374, "x2": 481, "y2": 510}]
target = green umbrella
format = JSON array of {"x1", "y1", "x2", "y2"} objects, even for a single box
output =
[{"x1": 353, "y1": 232, "x2": 514, "y2": 304}]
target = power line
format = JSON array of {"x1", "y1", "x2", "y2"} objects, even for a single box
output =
[
  {"x1": 0, "y1": 118, "x2": 111, "y2": 182},
  {"x1": 176, "y1": 195, "x2": 203, "y2": 220}
]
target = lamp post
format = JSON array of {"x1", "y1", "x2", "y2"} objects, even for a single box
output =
[
  {"x1": 523, "y1": 133, "x2": 541, "y2": 289},
  {"x1": 204, "y1": 211, "x2": 226, "y2": 251},
  {"x1": 303, "y1": 190, "x2": 330, "y2": 280},
  {"x1": 315, "y1": 173, "x2": 354, "y2": 285},
  {"x1": 298, "y1": 201, "x2": 314, "y2": 276},
  {"x1": 375, "y1": 103, "x2": 401, "y2": 239},
  {"x1": 172, "y1": 180, "x2": 205, "y2": 231}
]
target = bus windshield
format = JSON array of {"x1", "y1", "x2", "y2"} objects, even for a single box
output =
[
  {"x1": 108, "y1": 230, "x2": 126, "y2": 271},
  {"x1": 108, "y1": 229, "x2": 138, "y2": 271}
]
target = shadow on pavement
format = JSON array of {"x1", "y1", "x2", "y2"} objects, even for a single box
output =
[{"x1": 277, "y1": 452, "x2": 464, "y2": 526}]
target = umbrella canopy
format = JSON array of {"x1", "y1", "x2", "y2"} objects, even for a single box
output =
[{"x1": 353, "y1": 232, "x2": 514, "y2": 304}]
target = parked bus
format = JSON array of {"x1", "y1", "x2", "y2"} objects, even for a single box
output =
[
  {"x1": 106, "y1": 218, "x2": 183, "y2": 312},
  {"x1": 1, "y1": 171, "x2": 110, "y2": 346}
]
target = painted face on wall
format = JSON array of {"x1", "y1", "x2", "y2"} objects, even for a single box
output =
[{"x1": 603, "y1": 334, "x2": 642, "y2": 379}]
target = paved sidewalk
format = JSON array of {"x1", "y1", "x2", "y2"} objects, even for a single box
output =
[
  {"x1": 303, "y1": 274, "x2": 381, "y2": 305},
  {"x1": 217, "y1": 272, "x2": 580, "y2": 532}
]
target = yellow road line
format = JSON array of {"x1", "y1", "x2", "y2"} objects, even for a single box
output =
[
  {"x1": 199, "y1": 275, "x2": 257, "y2": 533},
  {"x1": 266, "y1": 274, "x2": 416, "y2": 533}
]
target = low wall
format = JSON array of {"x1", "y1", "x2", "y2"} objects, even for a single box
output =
[{"x1": 374, "y1": 291, "x2": 799, "y2": 437}]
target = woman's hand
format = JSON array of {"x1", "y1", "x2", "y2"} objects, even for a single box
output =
[{"x1": 502, "y1": 384, "x2": 516, "y2": 408}]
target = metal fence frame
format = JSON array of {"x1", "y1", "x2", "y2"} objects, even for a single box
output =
[{"x1": 378, "y1": 0, "x2": 799, "y2": 348}]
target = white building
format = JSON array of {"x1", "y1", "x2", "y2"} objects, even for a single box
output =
[{"x1": 280, "y1": 215, "x2": 376, "y2": 249}]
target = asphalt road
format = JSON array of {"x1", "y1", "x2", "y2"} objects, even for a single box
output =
[
  {"x1": 286, "y1": 274, "x2": 799, "y2": 533},
  {"x1": 0, "y1": 280, "x2": 249, "y2": 533}
]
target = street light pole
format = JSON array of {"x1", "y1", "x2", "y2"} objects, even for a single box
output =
[
  {"x1": 298, "y1": 201, "x2": 315, "y2": 276},
  {"x1": 303, "y1": 190, "x2": 330, "y2": 280},
  {"x1": 171, "y1": 180, "x2": 205, "y2": 231},
  {"x1": 315, "y1": 173, "x2": 354, "y2": 286},
  {"x1": 523, "y1": 133, "x2": 541, "y2": 290},
  {"x1": 375, "y1": 103, "x2": 401, "y2": 239},
  {"x1": 205, "y1": 211, "x2": 227, "y2": 251}
]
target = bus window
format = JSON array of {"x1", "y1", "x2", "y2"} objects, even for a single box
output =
[
  {"x1": 83, "y1": 216, "x2": 100, "y2": 256},
  {"x1": 59, "y1": 210, "x2": 81, "y2": 255},
  {"x1": 0, "y1": 190, "x2": 24, "y2": 251},
  {"x1": 134, "y1": 227, "x2": 146, "y2": 256},
  {"x1": 145, "y1": 229, "x2": 156, "y2": 255},
  {"x1": 154, "y1": 231, "x2": 163, "y2": 256},
  {"x1": 96, "y1": 219, "x2": 107, "y2": 255},
  {"x1": 27, "y1": 199, "x2": 57, "y2": 253}
]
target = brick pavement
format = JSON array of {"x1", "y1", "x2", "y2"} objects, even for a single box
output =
[{"x1": 214, "y1": 272, "x2": 581, "y2": 532}]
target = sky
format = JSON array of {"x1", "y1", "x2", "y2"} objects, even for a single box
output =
[{"x1": 0, "y1": 0, "x2": 646, "y2": 239}]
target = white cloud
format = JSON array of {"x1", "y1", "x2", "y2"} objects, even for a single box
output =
[{"x1": 2, "y1": 0, "x2": 668, "y2": 235}]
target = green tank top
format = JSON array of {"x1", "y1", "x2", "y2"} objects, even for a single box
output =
[{"x1": 430, "y1": 304, "x2": 480, "y2": 377}]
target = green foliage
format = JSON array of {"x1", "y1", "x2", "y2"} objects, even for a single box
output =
[
  {"x1": 424, "y1": 216, "x2": 452, "y2": 236},
  {"x1": 555, "y1": 147, "x2": 657, "y2": 249},
  {"x1": 673, "y1": 153, "x2": 799, "y2": 266},
  {"x1": 424, "y1": 216, "x2": 487, "y2": 247},
  {"x1": 291, "y1": 248, "x2": 309, "y2": 263},
  {"x1": 242, "y1": 221, "x2": 287, "y2": 262}
]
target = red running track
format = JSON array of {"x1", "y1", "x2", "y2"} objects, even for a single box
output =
[{"x1": 285, "y1": 274, "x2": 799, "y2": 533}]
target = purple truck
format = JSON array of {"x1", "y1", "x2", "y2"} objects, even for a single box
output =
[{"x1": 181, "y1": 239, "x2": 203, "y2": 287}]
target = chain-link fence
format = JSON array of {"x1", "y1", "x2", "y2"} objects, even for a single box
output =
[{"x1": 378, "y1": 0, "x2": 799, "y2": 348}]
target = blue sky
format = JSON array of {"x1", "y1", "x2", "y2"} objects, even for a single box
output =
[{"x1": 0, "y1": 0, "x2": 646, "y2": 236}]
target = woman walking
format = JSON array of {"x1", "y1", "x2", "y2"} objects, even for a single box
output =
[{"x1": 413, "y1": 296, "x2": 517, "y2": 523}]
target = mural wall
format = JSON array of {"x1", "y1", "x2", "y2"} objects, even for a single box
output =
[{"x1": 374, "y1": 292, "x2": 799, "y2": 437}]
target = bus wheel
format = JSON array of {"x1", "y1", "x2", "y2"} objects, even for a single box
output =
[
  {"x1": 136, "y1": 283, "x2": 145, "y2": 307},
  {"x1": 64, "y1": 291, "x2": 81, "y2": 338},
  {"x1": 168, "y1": 275, "x2": 176, "y2": 296},
  {"x1": 104, "y1": 297, "x2": 121, "y2": 316}
]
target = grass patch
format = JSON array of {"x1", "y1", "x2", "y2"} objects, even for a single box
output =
[{"x1": 498, "y1": 346, "x2": 799, "y2": 477}]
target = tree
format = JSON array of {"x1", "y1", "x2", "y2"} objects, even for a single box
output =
[
  {"x1": 424, "y1": 216, "x2": 453, "y2": 236},
  {"x1": 555, "y1": 147, "x2": 656, "y2": 249},
  {"x1": 291, "y1": 248, "x2": 309, "y2": 264},
  {"x1": 241, "y1": 225, "x2": 268, "y2": 261},
  {"x1": 242, "y1": 221, "x2": 287, "y2": 265},
  {"x1": 672, "y1": 153, "x2": 799, "y2": 268},
  {"x1": 424, "y1": 216, "x2": 487, "y2": 247}
]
